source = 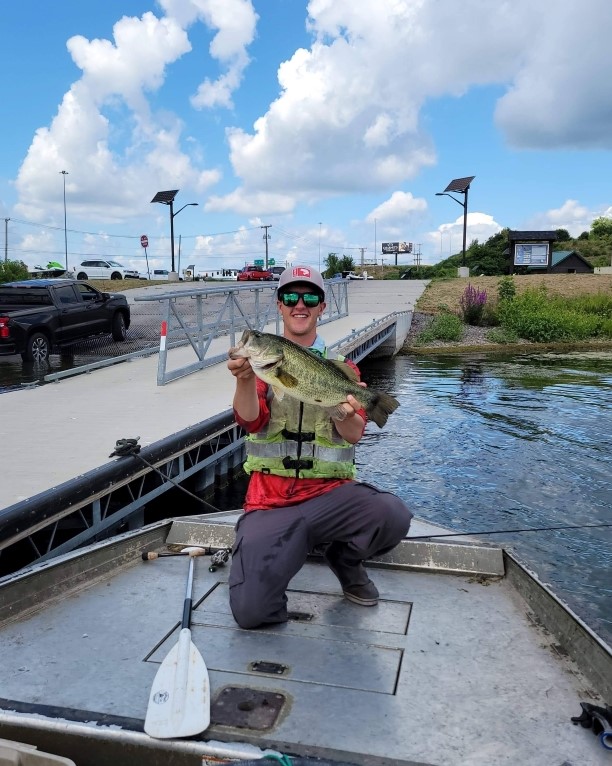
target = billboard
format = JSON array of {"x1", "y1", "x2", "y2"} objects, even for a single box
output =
[
  {"x1": 382, "y1": 242, "x2": 412, "y2": 254},
  {"x1": 514, "y1": 243, "x2": 549, "y2": 267}
]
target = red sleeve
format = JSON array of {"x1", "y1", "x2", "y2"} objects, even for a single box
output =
[{"x1": 233, "y1": 378, "x2": 271, "y2": 433}]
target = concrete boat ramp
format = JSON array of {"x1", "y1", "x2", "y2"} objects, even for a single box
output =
[{"x1": 0, "y1": 512, "x2": 610, "y2": 766}]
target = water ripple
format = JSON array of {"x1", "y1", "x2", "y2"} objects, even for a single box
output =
[{"x1": 359, "y1": 350, "x2": 612, "y2": 646}]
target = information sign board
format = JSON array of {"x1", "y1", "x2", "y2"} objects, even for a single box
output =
[{"x1": 514, "y1": 243, "x2": 549, "y2": 267}]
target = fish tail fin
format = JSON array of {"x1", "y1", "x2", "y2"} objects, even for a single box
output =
[{"x1": 366, "y1": 392, "x2": 400, "y2": 429}]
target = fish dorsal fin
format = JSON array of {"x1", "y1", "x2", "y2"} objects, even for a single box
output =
[{"x1": 330, "y1": 359, "x2": 359, "y2": 382}]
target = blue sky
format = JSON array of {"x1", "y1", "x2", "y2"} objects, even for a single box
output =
[{"x1": 1, "y1": 0, "x2": 612, "y2": 276}]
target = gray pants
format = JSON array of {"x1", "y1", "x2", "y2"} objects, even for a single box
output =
[{"x1": 228, "y1": 481, "x2": 412, "y2": 628}]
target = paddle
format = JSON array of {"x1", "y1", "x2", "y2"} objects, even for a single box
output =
[{"x1": 144, "y1": 555, "x2": 210, "y2": 738}]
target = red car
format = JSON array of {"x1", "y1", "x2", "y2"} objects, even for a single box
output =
[{"x1": 237, "y1": 265, "x2": 274, "y2": 282}]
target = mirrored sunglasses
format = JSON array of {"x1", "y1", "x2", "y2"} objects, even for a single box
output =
[{"x1": 280, "y1": 291, "x2": 322, "y2": 307}]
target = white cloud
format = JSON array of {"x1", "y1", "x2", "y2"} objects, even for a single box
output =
[
  {"x1": 205, "y1": 188, "x2": 297, "y2": 216},
  {"x1": 10, "y1": 0, "x2": 612, "y2": 240},
  {"x1": 184, "y1": 0, "x2": 259, "y2": 109},
  {"x1": 495, "y1": 0, "x2": 612, "y2": 149},
  {"x1": 524, "y1": 200, "x2": 594, "y2": 238},
  {"x1": 366, "y1": 191, "x2": 427, "y2": 223},
  {"x1": 14, "y1": 5, "x2": 248, "y2": 226},
  {"x1": 423, "y1": 212, "x2": 502, "y2": 262}
]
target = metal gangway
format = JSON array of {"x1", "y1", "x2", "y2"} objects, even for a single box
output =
[{"x1": 134, "y1": 280, "x2": 350, "y2": 385}]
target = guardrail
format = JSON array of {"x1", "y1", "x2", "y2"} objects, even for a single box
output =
[{"x1": 135, "y1": 280, "x2": 350, "y2": 385}]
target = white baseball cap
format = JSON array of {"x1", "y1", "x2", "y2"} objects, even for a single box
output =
[{"x1": 277, "y1": 265, "x2": 325, "y2": 296}]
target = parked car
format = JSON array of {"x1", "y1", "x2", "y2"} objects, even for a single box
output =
[
  {"x1": 74, "y1": 260, "x2": 140, "y2": 281},
  {"x1": 269, "y1": 266, "x2": 285, "y2": 281},
  {"x1": 237, "y1": 265, "x2": 274, "y2": 282},
  {"x1": 0, "y1": 279, "x2": 131, "y2": 362}
]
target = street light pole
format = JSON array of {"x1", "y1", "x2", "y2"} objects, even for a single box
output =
[
  {"x1": 151, "y1": 190, "x2": 198, "y2": 279},
  {"x1": 60, "y1": 170, "x2": 69, "y2": 269},
  {"x1": 170, "y1": 204, "x2": 198, "y2": 273},
  {"x1": 435, "y1": 176, "x2": 475, "y2": 270}
]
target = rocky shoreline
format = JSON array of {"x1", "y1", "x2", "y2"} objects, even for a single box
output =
[
  {"x1": 401, "y1": 311, "x2": 612, "y2": 354},
  {"x1": 401, "y1": 311, "x2": 503, "y2": 352}
]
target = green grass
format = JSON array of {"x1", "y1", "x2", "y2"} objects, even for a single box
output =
[
  {"x1": 498, "y1": 288, "x2": 612, "y2": 343},
  {"x1": 416, "y1": 312, "x2": 463, "y2": 344}
]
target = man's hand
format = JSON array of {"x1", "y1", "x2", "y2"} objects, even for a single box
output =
[
  {"x1": 332, "y1": 393, "x2": 364, "y2": 422},
  {"x1": 227, "y1": 352, "x2": 255, "y2": 380},
  {"x1": 332, "y1": 391, "x2": 367, "y2": 444}
]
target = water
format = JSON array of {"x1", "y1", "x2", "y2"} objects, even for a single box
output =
[{"x1": 355, "y1": 350, "x2": 612, "y2": 646}]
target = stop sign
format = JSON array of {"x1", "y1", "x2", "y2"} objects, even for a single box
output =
[{"x1": 140, "y1": 235, "x2": 149, "y2": 248}]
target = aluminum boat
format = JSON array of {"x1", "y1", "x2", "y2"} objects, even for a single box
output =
[{"x1": 0, "y1": 511, "x2": 610, "y2": 766}]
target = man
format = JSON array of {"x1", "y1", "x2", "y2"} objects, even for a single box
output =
[{"x1": 227, "y1": 265, "x2": 412, "y2": 629}]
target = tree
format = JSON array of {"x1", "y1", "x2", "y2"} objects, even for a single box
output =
[
  {"x1": 590, "y1": 216, "x2": 612, "y2": 238},
  {"x1": 555, "y1": 228, "x2": 571, "y2": 242},
  {"x1": 323, "y1": 253, "x2": 355, "y2": 277},
  {"x1": 0, "y1": 260, "x2": 29, "y2": 283},
  {"x1": 323, "y1": 253, "x2": 342, "y2": 277}
]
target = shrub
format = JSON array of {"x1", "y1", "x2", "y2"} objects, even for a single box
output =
[
  {"x1": 497, "y1": 275, "x2": 516, "y2": 302},
  {"x1": 481, "y1": 302, "x2": 500, "y2": 327},
  {"x1": 0, "y1": 260, "x2": 29, "y2": 283},
  {"x1": 416, "y1": 312, "x2": 463, "y2": 344},
  {"x1": 459, "y1": 283, "x2": 487, "y2": 325},
  {"x1": 486, "y1": 327, "x2": 520, "y2": 344},
  {"x1": 497, "y1": 289, "x2": 604, "y2": 342}
]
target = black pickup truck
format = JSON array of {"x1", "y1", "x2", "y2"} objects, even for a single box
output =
[{"x1": 0, "y1": 279, "x2": 131, "y2": 362}]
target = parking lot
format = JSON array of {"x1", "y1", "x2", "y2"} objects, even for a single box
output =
[{"x1": 0, "y1": 282, "x2": 277, "y2": 392}]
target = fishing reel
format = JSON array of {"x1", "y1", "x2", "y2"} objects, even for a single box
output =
[{"x1": 209, "y1": 548, "x2": 231, "y2": 572}]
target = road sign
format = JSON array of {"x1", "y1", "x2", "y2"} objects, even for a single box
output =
[
  {"x1": 269, "y1": 258, "x2": 275, "y2": 266},
  {"x1": 254, "y1": 259, "x2": 264, "y2": 267},
  {"x1": 140, "y1": 235, "x2": 149, "y2": 248}
]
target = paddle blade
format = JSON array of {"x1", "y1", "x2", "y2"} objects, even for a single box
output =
[{"x1": 144, "y1": 628, "x2": 210, "y2": 739}]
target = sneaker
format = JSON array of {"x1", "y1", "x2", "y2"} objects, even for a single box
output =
[
  {"x1": 342, "y1": 580, "x2": 380, "y2": 607},
  {"x1": 324, "y1": 543, "x2": 379, "y2": 607}
]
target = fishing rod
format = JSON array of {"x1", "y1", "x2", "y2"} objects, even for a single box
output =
[
  {"x1": 409, "y1": 522, "x2": 612, "y2": 540},
  {"x1": 110, "y1": 440, "x2": 611, "y2": 542},
  {"x1": 109, "y1": 437, "x2": 222, "y2": 513}
]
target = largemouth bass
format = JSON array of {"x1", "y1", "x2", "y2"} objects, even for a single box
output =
[{"x1": 229, "y1": 330, "x2": 399, "y2": 428}]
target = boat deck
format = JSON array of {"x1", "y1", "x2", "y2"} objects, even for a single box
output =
[{"x1": 0, "y1": 514, "x2": 609, "y2": 766}]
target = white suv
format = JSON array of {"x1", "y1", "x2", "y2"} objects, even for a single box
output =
[{"x1": 75, "y1": 260, "x2": 140, "y2": 280}]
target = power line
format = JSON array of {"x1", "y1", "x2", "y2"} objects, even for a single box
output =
[{"x1": 7, "y1": 217, "x2": 262, "y2": 241}]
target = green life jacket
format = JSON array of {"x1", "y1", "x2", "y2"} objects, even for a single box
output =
[{"x1": 244, "y1": 349, "x2": 357, "y2": 480}]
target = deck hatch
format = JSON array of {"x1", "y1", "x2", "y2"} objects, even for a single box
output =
[
  {"x1": 149, "y1": 585, "x2": 412, "y2": 694},
  {"x1": 211, "y1": 686, "x2": 285, "y2": 730}
]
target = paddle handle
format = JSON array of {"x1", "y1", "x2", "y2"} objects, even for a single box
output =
[
  {"x1": 181, "y1": 556, "x2": 195, "y2": 630},
  {"x1": 142, "y1": 547, "x2": 207, "y2": 561}
]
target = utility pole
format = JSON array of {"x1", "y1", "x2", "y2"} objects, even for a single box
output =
[
  {"x1": 414, "y1": 244, "x2": 422, "y2": 276},
  {"x1": 60, "y1": 170, "x2": 69, "y2": 270},
  {"x1": 4, "y1": 218, "x2": 9, "y2": 263},
  {"x1": 358, "y1": 247, "x2": 367, "y2": 267},
  {"x1": 261, "y1": 225, "x2": 271, "y2": 269}
]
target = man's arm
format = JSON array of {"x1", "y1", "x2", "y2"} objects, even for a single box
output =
[{"x1": 227, "y1": 356, "x2": 260, "y2": 422}]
